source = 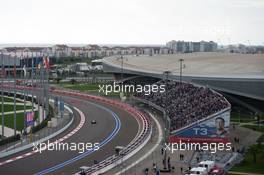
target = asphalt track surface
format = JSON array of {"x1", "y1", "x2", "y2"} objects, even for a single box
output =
[{"x1": 0, "y1": 93, "x2": 139, "y2": 175}]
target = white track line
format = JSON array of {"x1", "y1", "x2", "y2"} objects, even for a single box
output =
[
  {"x1": 0, "y1": 106, "x2": 85, "y2": 166},
  {"x1": 115, "y1": 111, "x2": 163, "y2": 175}
]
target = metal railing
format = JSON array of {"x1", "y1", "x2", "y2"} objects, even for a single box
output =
[{"x1": 0, "y1": 86, "x2": 74, "y2": 157}]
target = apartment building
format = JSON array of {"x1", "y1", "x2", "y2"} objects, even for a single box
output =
[{"x1": 166, "y1": 40, "x2": 217, "y2": 53}]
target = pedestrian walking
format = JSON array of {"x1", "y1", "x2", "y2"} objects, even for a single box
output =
[
  {"x1": 144, "y1": 168, "x2": 149, "y2": 175},
  {"x1": 196, "y1": 156, "x2": 199, "y2": 163},
  {"x1": 153, "y1": 163, "x2": 157, "y2": 172},
  {"x1": 168, "y1": 156, "x2": 171, "y2": 165}
]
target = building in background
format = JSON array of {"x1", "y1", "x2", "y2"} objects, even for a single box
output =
[
  {"x1": 166, "y1": 40, "x2": 218, "y2": 53},
  {"x1": 2, "y1": 41, "x2": 263, "y2": 64},
  {"x1": 0, "y1": 52, "x2": 21, "y2": 78},
  {"x1": 52, "y1": 44, "x2": 72, "y2": 57}
]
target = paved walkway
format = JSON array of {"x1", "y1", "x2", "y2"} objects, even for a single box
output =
[
  {"x1": 229, "y1": 123, "x2": 262, "y2": 150},
  {"x1": 0, "y1": 126, "x2": 21, "y2": 137}
]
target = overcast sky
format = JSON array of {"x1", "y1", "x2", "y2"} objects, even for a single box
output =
[{"x1": 0, "y1": 0, "x2": 263, "y2": 45}]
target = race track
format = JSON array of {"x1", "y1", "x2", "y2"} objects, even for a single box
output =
[{"x1": 0, "y1": 90, "x2": 140, "y2": 175}]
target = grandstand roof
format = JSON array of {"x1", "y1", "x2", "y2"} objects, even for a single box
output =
[{"x1": 103, "y1": 52, "x2": 264, "y2": 79}]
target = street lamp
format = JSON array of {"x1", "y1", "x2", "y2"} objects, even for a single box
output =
[
  {"x1": 162, "y1": 70, "x2": 172, "y2": 170},
  {"x1": 179, "y1": 58, "x2": 184, "y2": 84},
  {"x1": 13, "y1": 53, "x2": 17, "y2": 136},
  {"x1": 121, "y1": 55, "x2": 124, "y2": 81},
  {"x1": 163, "y1": 70, "x2": 172, "y2": 141}
]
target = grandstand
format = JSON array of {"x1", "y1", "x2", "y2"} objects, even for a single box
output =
[{"x1": 135, "y1": 79, "x2": 231, "y2": 142}]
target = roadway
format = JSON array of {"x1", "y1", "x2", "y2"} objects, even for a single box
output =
[{"x1": 0, "y1": 91, "x2": 139, "y2": 174}]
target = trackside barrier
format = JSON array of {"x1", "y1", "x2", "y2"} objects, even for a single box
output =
[
  {"x1": 48, "y1": 88, "x2": 151, "y2": 175},
  {"x1": 0, "y1": 88, "x2": 75, "y2": 158},
  {"x1": 2, "y1": 85, "x2": 152, "y2": 174}
]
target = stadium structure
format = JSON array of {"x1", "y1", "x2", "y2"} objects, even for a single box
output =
[
  {"x1": 102, "y1": 52, "x2": 264, "y2": 101},
  {"x1": 102, "y1": 52, "x2": 264, "y2": 142}
]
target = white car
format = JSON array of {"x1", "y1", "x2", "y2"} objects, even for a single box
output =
[
  {"x1": 189, "y1": 167, "x2": 207, "y2": 175},
  {"x1": 199, "y1": 160, "x2": 215, "y2": 172}
]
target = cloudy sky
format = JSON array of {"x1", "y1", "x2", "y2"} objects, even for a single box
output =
[{"x1": 0, "y1": 0, "x2": 263, "y2": 45}]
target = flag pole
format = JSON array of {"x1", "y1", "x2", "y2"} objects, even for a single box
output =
[
  {"x1": 46, "y1": 53, "x2": 50, "y2": 119},
  {"x1": 36, "y1": 52, "x2": 40, "y2": 124},
  {"x1": 43, "y1": 54, "x2": 47, "y2": 120},
  {"x1": 8, "y1": 53, "x2": 10, "y2": 96},
  {"x1": 25, "y1": 51, "x2": 29, "y2": 135},
  {"x1": 13, "y1": 53, "x2": 17, "y2": 136},
  {"x1": 30, "y1": 51, "x2": 35, "y2": 141},
  {"x1": 23, "y1": 53, "x2": 26, "y2": 135},
  {"x1": 1, "y1": 50, "x2": 4, "y2": 138},
  {"x1": 31, "y1": 52, "x2": 34, "y2": 113},
  {"x1": 41, "y1": 52, "x2": 45, "y2": 121}
]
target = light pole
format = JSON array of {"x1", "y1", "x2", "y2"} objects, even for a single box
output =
[
  {"x1": 31, "y1": 51, "x2": 34, "y2": 113},
  {"x1": 179, "y1": 58, "x2": 184, "y2": 84},
  {"x1": 120, "y1": 54, "x2": 124, "y2": 81},
  {"x1": 13, "y1": 53, "x2": 17, "y2": 136},
  {"x1": 162, "y1": 70, "x2": 172, "y2": 170},
  {"x1": 23, "y1": 53, "x2": 26, "y2": 134},
  {"x1": 163, "y1": 70, "x2": 171, "y2": 141}
]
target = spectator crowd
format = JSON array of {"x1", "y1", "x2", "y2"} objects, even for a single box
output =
[{"x1": 135, "y1": 80, "x2": 229, "y2": 131}]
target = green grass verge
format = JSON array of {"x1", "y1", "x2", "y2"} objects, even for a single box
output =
[
  {"x1": 1, "y1": 97, "x2": 20, "y2": 103},
  {"x1": 0, "y1": 111, "x2": 39, "y2": 132},
  {"x1": 230, "y1": 145, "x2": 264, "y2": 174},
  {"x1": 53, "y1": 56, "x2": 93, "y2": 65},
  {"x1": 230, "y1": 114, "x2": 259, "y2": 123},
  {"x1": 0, "y1": 105, "x2": 32, "y2": 113},
  {"x1": 0, "y1": 113, "x2": 25, "y2": 131}
]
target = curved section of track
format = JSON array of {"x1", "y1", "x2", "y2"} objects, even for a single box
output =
[
  {"x1": 0, "y1": 106, "x2": 85, "y2": 166},
  {"x1": 35, "y1": 101, "x2": 121, "y2": 175},
  {"x1": 0, "y1": 86, "x2": 146, "y2": 175},
  {"x1": 51, "y1": 89, "x2": 152, "y2": 175}
]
